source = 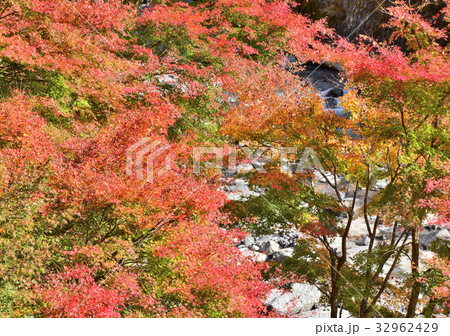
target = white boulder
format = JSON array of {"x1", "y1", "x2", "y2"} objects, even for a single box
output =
[
  {"x1": 260, "y1": 240, "x2": 280, "y2": 255},
  {"x1": 436, "y1": 229, "x2": 450, "y2": 241},
  {"x1": 266, "y1": 283, "x2": 321, "y2": 315}
]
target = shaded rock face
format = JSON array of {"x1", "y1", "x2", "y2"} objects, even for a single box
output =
[
  {"x1": 292, "y1": 62, "x2": 342, "y2": 92},
  {"x1": 296, "y1": 0, "x2": 447, "y2": 42},
  {"x1": 296, "y1": 0, "x2": 388, "y2": 39},
  {"x1": 420, "y1": 226, "x2": 450, "y2": 250}
]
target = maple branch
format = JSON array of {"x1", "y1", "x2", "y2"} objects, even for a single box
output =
[
  {"x1": 96, "y1": 221, "x2": 120, "y2": 245},
  {"x1": 339, "y1": 181, "x2": 359, "y2": 269},
  {"x1": 363, "y1": 166, "x2": 373, "y2": 237},
  {"x1": 319, "y1": 167, "x2": 344, "y2": 205},
  {"x1": 367, "y1": 231, "x2": 410, "y2": 315},
  {"x1": 368, "y1": 215, "x2": 380, "y2": 253},
  {"x1": 369, "y1": 227, "x2": 410, "y2": 286},
  {"x1": 132, "y1": 218, "x2": 177, "y2": 246},
  {"x1": 400, "y1": 108, "x2": 409, "y2": 137},
  {"x1": 390, "y1": 220, "x2": 398, "y2": 246}
]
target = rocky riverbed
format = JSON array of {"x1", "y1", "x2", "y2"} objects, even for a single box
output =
[
  {"x1": 233, "y1": 222, "x2": 448, "y2": 317},
  {"x1": 224, "y1": 62, "x2": 450, "y2": 317}
]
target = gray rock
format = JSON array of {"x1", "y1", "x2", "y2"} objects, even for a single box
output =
[
  {"x1": 374, "y1": 179, "x2": 389, "y2": 190},
  {"x1": 347, "y1": 217, "x2": 372, "y2": 238},
  {"x1": 255, "y1": 253, "x2": 268, "y2": 263},
  {"x1": 240, "y1": 249, "x2": 267, "y2": 263},
  {"x1": 355, "y1": 236, "x2": 370, "y2": 246},
  {"x1": 420, "y1": 232, "x2": 437, "y2": 250},
  {"x1": 260, "y1": 240, "x2": 280, "y2": 255},
  {"x1": 383, "y1": 254, "x2": 411, "y2": 279},
  {"x1": 226, "y1": 178, "x2": 258, "y2": 201},
  {"x1": 251, "y1": 244, "x2": 260, "y2": 252},
  {"x1": 266, "y1": 283, "x2": 321, "y2": 315},
  {"x1": 275, "y1": 237, "x2": 290, "y2": 248},
  {"x1": 331, "y1": 106, "x2": 351, "y2": 119},
  {"x1": 315, "y1": 171, "x2": 335, "y2": 183},
  {"x1": 224, "y1": 91, "x2": 239, "y2": 104},
  {"x1": 325, "y1": 97, "x2": 338, "y2": 108},
  {"x1": 347, "y1": 244, "x2": 368, "y2": 256},
  {"x1": 330, "y1": 237, "x2": 343, "y2": 256},
  {"x1": 256, "y1": 234, "x2": 280, "y2": 245},
  {"x1": 315, "y1": 81, "x2": 336, "y2": 91},
  {"x1": 376, "y1": 229, "x2": 389, "y2": 241},
  {"x1": 436, "y1": 229, "x2": 450, "y2": 241},
  {"x1": 251, "y1": 161, "x2": 266, "y2": 171},
  {"x1": 297, "y1": 306, "x2": 352, "y2": 318},
  {"x1": 272, "y1": 248, "x2": 295, "y2": 262},
  {"x1": 325, "y1": 88, "x2": 344, "y2": 97},
  {"x1": 244, "y1": 236, "x2": 255, "y2": 247},
  {"x1": 274, "y1": 235, "x2": 297, "y2": 248},
  {"x1": 343, "y1": 198, "x2": 363, "y2": 215},
  {"x1": 155, "y1": 74, "x2": 178, "y2": 86},
  {"x1": 236, "y1": 163, "x2": 254, "y2": 174},
  {"x1": 280, "y1": 163, "x2": 292, "y2": 174},
  {"x1": 225, "y1": 168, "x2": 237, "y2": 178},
  {"x1": 227, "y1": 179, "x2": 249, "y2": 192}
]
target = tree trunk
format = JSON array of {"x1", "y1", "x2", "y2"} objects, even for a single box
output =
[
  {"x1": 406, "y1": 226, "x2": 421, "y2": 317},
  {"x1": 329, "y1": 253, "x2": 340, "y2": 318},
  {"x1": 360, "y1": 299, "x2": 370, "y2": 318},
  {"x1": 330, "y1": 276, "x2": 339, "y2": 318}
]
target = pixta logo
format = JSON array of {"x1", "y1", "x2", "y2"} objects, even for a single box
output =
[
  {"x1": 126, "y1": 138, "x2": 171, "y2": 183},
  {"x1": 126, "y1": 139, "x2": 324, "y2": 183},
  {"x1": 193, "y1": 146, "x2": 323, "y2": 174}
]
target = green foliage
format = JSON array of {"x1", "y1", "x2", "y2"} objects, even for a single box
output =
[{"x1": 431, "y1": 238, "x2": 450, "y2": 259}]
